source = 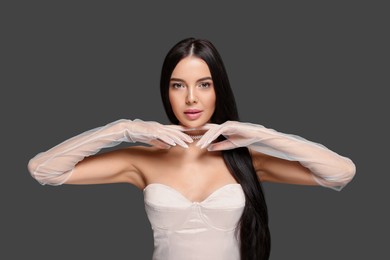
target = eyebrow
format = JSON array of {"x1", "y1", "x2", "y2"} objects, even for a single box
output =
[{"x1": 170, "y1": 77, "x2": 213, "y2": 83}]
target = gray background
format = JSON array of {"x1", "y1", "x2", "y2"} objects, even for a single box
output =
[{"x1": 2, "y1": 1, "x2": 388, "y2": 259}]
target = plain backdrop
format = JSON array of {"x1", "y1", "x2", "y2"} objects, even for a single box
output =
[{"x1": 2, "y1": 1, "x2": 388, "y2": 259}]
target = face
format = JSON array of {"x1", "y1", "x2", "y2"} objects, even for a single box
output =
[{"x1": 169, "y1": 56, "x2": 216, "y2": 129}]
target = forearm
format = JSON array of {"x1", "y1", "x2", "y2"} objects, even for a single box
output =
[
  {"x1": 28, "y1": 119, "x2": 192, "y2": 186},
  {"x1": 198, "y1": 121, "x2": 356, "y2": 191},
  {"x1": 27, "y1": 119, "x2": 133, "y2": 186},
  {"x1": 248, "y1": 126, "x2": 356, "y2": 190}
]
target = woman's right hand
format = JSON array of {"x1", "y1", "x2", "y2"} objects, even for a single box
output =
[
  {"x1": 125, "y1": 119, "x2": 193, "y2": 149},
  {"x1": 27, "y1": 119, "x2": 193, "y2": 186}
]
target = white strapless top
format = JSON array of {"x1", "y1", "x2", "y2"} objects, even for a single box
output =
[{"x1": 143, "y1": 183, "x2": 245, "y2": 260}]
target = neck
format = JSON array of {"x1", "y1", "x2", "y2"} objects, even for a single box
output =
[{"x1": 188, "y1": 134, "x2": 203, "y2": 140}]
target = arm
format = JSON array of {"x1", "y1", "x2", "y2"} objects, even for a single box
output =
[
  {"x1": 27, "y1": 119, "x2": 192, "y2": 186},
  {"x1": 197, "y1": 121, "x2": 356, "y2": 191},
  {"x1": 251, "y1": 150, "x2": 319, "y2": 186}
]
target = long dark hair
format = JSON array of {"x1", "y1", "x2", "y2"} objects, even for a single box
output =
[{"x1": 160, "y1": 38, "x2": 271, "y2": 260}]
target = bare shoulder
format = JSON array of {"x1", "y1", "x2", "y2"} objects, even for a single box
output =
[
  {"x1": 114, "y1": 145, "x2": 170, "y2": 169},
  {"x1": 66, "y1": 145, "x2": 169, "y2": 188},
  {"x1": 118, "y1": 145, "x2": 172, "y2": 185}
]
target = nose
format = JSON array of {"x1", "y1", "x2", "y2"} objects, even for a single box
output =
[{"x1": 185, "y1": 87, "x2": 198, "y2": 104}]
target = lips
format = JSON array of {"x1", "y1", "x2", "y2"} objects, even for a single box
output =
[
  {"x1": 184, "y1": 109, "x2": 202, "y2": 114},
  {"x1": 184, "y1": 109, "x2": 203, "y2": 120}
]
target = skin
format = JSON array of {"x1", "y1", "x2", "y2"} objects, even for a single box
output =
[
  {"x1": 168, "y1": 57, "x2": 216, "y2": 131},
  {"x1": 66, "y1": 56, "x2": 317, "y2": 201}
]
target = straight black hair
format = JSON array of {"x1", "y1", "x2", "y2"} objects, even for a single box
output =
[{"x1": 160, "y1": 38, "x2": 271, "y2": 260}]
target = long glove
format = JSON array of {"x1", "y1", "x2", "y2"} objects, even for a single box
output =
[
  {"x1": 197, "y1": 121, "x2": 356, "y2": 191},
  {"x1": 28, "y1": 119, "x2": 193, "y2": 186}
]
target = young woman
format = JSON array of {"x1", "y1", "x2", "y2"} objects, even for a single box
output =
[{"x1": 28, "y1": 38, "x2": 356, "y2": 260}]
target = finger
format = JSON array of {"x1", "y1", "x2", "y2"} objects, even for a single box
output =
[
  {"x1": 200, "y1": 123, "x2": 242, "y2": 148},
  {"x1": 158, "y1": 134, "x2": 188, "y2": 148},
  {"x1": 165, "y1": 125, "x2": 188, "y2": 131},
  {"x1": 197, "y1": 126, "x2": 225, "y2": 148},
  {"x1": 149, "y1": 139, "x2": 172, "y2": 149},
  {"x1": 162, "y1": 129, "x2": 193, "y2": 148},
  {"x1": 167, "y1": 134, "x2": 190, "y2": 148},
  {"x1": 163, "y1": 128, "x2": 193, "y2": 145},
  {"x1": 156, "y1": 137, "x2": 176, "y2": 147},
  {"x1": 206, "y1": 140, "x2": 237, "y2": 151}
]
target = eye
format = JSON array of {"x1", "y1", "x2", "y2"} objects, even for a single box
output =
[
  {"x1": 199, "y1": 82, "x2": 211, "y2": 88},
  {"x1": 171, "y1": 82, "x2": 185, "y2": 89}
]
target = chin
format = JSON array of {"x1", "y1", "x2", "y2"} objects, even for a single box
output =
[{"x1": 180, "y1": 120, "x2": 207, "y2": 129}]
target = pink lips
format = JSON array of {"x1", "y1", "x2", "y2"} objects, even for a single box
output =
[{"x1": 184, "y1": 109, "x2": 203, "y2": 120}]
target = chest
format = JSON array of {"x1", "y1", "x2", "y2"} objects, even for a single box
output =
[{"x1": 140, "y1": 149, "x2": 237, "y2": 202}]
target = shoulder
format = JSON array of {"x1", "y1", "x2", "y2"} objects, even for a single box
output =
[{"x1": 119, "y1": 145, "x2": 174, "y2": 168}]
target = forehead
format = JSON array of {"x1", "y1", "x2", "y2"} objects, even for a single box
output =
[{"x1": 171, "y1": 56, "x2": 211, "y2": 79}]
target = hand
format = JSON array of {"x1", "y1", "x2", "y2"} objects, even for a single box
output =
[
  {"x1": 126, "y1": 119, "x2": 194, "y2": 149},
  {"x1": 196, "y1": 121, "x2": 263, "y2": 151},
  {"x1": 195, "y1": 121, "x2": 356, "y2": 191}
]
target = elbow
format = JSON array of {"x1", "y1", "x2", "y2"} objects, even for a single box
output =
[
  {"x1": 339, "y1": 157, "x2": 356, "y2": 186},
  {"x1": 328, "y1": 158, "x2": 356, "y2": 190},
  {"x1": 27, "y1": 157, "x2": 72, "y2": 186},
  {"x1": 27, "y1": 157, "x2": 39, "y2": 182},
  {"x1": 27, "y1": 156, "x2": 48, "y2": 185},
  {"x1": 333, "y1": 157, "x2": 356, "y2": 187},
  {"x1": 332, "y1": 158, "x2": 357, "y2": 190},
  {"x1": 312, "y1": 157, "x2": 356, "y2": 191}
]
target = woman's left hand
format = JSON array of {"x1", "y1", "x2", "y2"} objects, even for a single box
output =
[
  {"x1": 197, "y1": 121, "x2": 356, "y2": 191},
  {"x1": 196, "y1": 121, "x2": 264, "y2": 151}
]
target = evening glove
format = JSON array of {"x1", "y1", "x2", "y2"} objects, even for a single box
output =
[
  {"x1": 197, "y1": 121, "x2": 356, "y2": 191},
  {"x1": 28, "y1": 119, "x2": 193, "y2": 185}
]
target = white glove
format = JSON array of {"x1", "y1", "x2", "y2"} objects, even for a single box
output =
[
  {"x1": 197, "y1": 121, "x2": 356, "y2": 191},
  {"x1": 28, "y1": 119, "x2": 193, "y2": 186}
]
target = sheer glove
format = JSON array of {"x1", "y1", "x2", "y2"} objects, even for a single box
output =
[
  {"x1": 197, "y1": 121, "x2": 355, "y2": 191},
  {"x1": 28, "y1": 119, "x2": 193, "y2": 185}
]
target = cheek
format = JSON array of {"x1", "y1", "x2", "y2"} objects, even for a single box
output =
[
  {"x1": 168, "y1": 91, "x2": 174, "y2": 106},
  {"x1": 208, "y1": 92, "x2": 216, "y2": 110},
  {"x1": 169, "y1": 92, "x2": 179, "y2": 112}
]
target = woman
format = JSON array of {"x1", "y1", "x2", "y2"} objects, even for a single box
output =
[{"x1": 28, "y1": 38, "x2": 356, "y2": 260}]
